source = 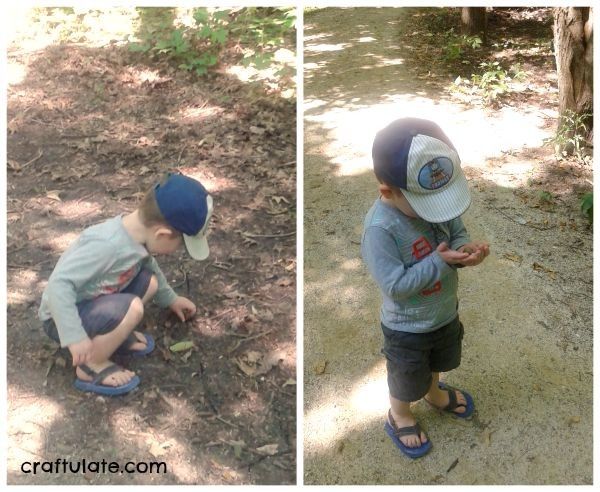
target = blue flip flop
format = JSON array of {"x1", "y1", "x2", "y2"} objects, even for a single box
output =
[
  {"x1": 426, "y1": 381, "x2": 475, "y2": 419},
  {"x1": 74, "y1": 364, "x2": 140, "y2": 396},
  {"x1": 384, "y1": 410, "x2": 432, "y2": 459},
  {"x1": 114, "y1": 332, "x2": 155, "y2": 357}
]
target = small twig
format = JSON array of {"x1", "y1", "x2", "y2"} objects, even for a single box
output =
[
  {"x1": 210, "y1": 308, "x2": 234, "y2": 320},
  {"x1": 242, "y1": 231, "x2": 295, "y2": 239},
  {"x1": 446, "y1": 458, "x2": 459, "y2": 474},
  {"x1": 227, "y1": 328, "x2": 275, "y2": 353},
  {"x1": 176, "y1": 144, "x2": 188, "y2": 164},
  {"x1": 172, "y1": 269, "x2": 188, "y2": 289},
  {"x1": 21, "y1": 150, "x2": 44, "y2": 169},
  {"x1": 215, "y1": 415, "x2": 238, "y2": 428}
]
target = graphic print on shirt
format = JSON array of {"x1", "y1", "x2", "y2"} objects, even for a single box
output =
[
  {"x1": 412, "y1": 236, "x2": 442, "y2": 296},
  {"x1": 100, "y1": 264, "x2": 138, "y2": 295}
]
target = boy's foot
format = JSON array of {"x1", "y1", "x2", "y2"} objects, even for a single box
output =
[
  {"x1": 385, "y1": 409, "x2": 432, "y2": 459},
  {"x1": 387, "y1": 410, "x2": 428, "y2": 448},
  {"x1": 114, "y1": 332, "x2": 155, "y2": 357},
  {"x1": 424, "y1": 382, "x2": 475, "y2": 418},
  {"x1": 128, "y1": 331, "x2": 149, "y2": 351},
  {"x1": 76, "y1": 361, "x2": 136, "y2": 387}
]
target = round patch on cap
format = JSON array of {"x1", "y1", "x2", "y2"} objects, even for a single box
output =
[{"x1": 417, "y1": 157, "x2": 454, "y2": 190}]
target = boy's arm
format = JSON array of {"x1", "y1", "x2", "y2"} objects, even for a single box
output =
[
  {"x1": 144, "y1": 256, "x2": 179, "y2": 307},
  {"x1": 362, "y1": 226, "x2": 455, "y2": 301},
  {"x1": 46, "y1": 239, "x2": 115, "y2": 347},
  {"x1": 448, "y1": 217, "x2": 471, "y2": 251}
]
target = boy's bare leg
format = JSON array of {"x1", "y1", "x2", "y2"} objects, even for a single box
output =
[
  {"x1": 389, "y1": 395, "x2": 428, "y2": 448},
  {"x1": 75, "y1": 297, "x2": 145, "y2": 386},
  {"x1": 424, "y1": 372, "x2": 467, "y2": 413},
  {"x1": 128, "y1": 274, "x2": 158, "y2": 351}
]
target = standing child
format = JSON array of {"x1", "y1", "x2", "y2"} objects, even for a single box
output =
[
  {"x1": 361, "y1": 118, "x2": 489, "y2": 458},
  {"x1": 39, "y1": 172, "x2": 213, "y2": 396}
]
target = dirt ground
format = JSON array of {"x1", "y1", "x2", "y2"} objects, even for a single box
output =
[
  {"x1": 304, "y1": 8, "x2": 592, "y2": 485},
  {"x1": 7, "y1": 13, "x2": 296, "y2": 485}
]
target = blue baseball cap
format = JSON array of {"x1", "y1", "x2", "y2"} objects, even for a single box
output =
[
  {"x1": 154, "y1": 173, "x2": 213, "y2": 260},
  {"x1": 372, "y1": 117, "x2": 471, "y2": 223}
]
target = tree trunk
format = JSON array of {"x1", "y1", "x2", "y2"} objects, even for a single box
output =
[
  {"x1": 461, "y1": 7, "x2": 487, "y2": 43},
  {"x1": 553, "y1": 7, "x2": 593, "y2": 150}
]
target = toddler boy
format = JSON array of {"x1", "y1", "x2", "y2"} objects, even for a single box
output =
[
  {"x1": 39, "y1": 172, "x2": 213, "y2": 396},
  {"x1": 361, "y1": 118, "x2": 489, "y2": 458}
]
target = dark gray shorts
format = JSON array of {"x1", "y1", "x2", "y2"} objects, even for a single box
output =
[
  {"x1": 43, "y1": 268, "x2": 153, "y2": 344},
  {"x1": 382, "y1": 316, "x2": 464, "y2": 402}
]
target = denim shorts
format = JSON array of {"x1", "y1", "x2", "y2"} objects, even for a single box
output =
[
  {"x1": 382, "y1": 315, "x2": 464, "y2": 402},
  {"x1": 43, "y1": 268, "x2": 153, "y2": 344}
]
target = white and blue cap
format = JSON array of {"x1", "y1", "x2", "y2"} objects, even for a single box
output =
[
  {"x1": 372, "y1": 117, "x2": 471, "y2": 223},
  {"x1": 154, "y1": 173, "x2": 213, "y2": 260}
]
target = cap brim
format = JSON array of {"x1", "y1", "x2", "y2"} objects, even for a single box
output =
[
  {"x1": 183, "y1": 233, "x2": 210, "y2": 260},
  {"x1": 404, "y1": 167, "x2": 472, "y2": 223}
]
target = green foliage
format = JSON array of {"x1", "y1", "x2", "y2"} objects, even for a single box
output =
[
  {"x1": 452, "y1": 61, "x2": 527, "y2": 105},
  {"x1": 580, "y1": 192, "x2": 593, "y2": 224},
  {"x1": 537, "y1": 190, "x2": 554, "y2": 205},
  {"x1": 443, "y1": 28, "x2": 482, "y2": 62},
  {"x1": 128, "y1": 7, "x2": 295, "y2": 76},
  {"x1": 545, "y1": 109, "x2": 592, "y2": 164}
]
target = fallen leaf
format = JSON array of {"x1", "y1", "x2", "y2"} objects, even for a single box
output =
[
  {"x1": 8, "y1": 159, "x2": 21, "y2": 171},
  {"x1": 46, "y1": 190, "x2": 62, "y2": 202},
  {"x1": 502, "y1": 252, "x2": 522, "y2": 263},
  {"x1": 170, "y1": 341, "x2": 194, "y2": 352},
  {"x1": 314, "y1": 360, "x2": 328, "y2": 375},
  {"x1": 532, "y1": 262, "x2": 556, "y2": 279},
  {"x1": 282, "y1": 378, "x2": 296, "y2": 387},
  {"x1": 255, "y1": 443, "x2": 278, "y2": 455},
  {"x1": 181, "y1": 349, "x2": 193, "y2": 363},
  {"x1": 568, "y1": 415, "x2": 581, "y2": 425}
]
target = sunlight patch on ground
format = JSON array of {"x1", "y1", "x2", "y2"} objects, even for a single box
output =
[
  {"x1": 7, "y1": 388, "x2": 63, "y2": 472},
  {"x1": 179, "y1": 105, "x2": 225, "y2": 122},
  {"x1": 305, "y1": 94, "x2": 552, "y2": 185},
  {"x1": 357, "y1": 36, "x2": 376, "y2": 43},
  {"x1": 305, "y1": 362, "x2": 387, "y2": 451},
  {"x1": 340, "y1": 258, "x2": 363, "y2": 271},
  {"x1": 225, "y1": 48, "x2": 295, "y2": 98},
  {"x1": 305, "y1": 43, "x2": 350, "y2": 53},
  {"x1": 46, "y1": 232, "x2": 80, "y2": 253}
]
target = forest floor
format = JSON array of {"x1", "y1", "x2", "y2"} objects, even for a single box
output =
[
  {"x1": 7, "y1": 9, "x2": 296, "y2": 485},
  {"x1": 304, "y1": 7, "x2": 592, "y2": 485}
]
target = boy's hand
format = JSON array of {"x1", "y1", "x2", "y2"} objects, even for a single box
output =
[
  {"x1": 436, "y1": 242, "x2": 469, "y2": 265},
  {"x1": 68, "y1": 337, "x2": 93, "y2": 367},
  {"x1": 457, "y1": 241, "x2": 490, "y2": 267},
  {"x1": 169, "y1": 296, "x2": 197, "y2": 322}
]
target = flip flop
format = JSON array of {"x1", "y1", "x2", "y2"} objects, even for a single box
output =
[
  {"x1": 74, "y1": 364, "x2": 140, "y2": 396},
  {"x1": 114, "y1": 332, "x2": 155, "y2": 357},
  {"x1": 384, "y1": 409, "x2": 432, "y2": 459},
  {"x1": 425, "y1": 381, "x2": 475, "y2": 419}
]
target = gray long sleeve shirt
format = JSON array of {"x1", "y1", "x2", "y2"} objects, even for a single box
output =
[
  {"x1": 38, "y1": 216, "x2": 179, "y2": 347},
  {"x1": 361, "y1": 198, "x2": 470, "y2": 333}
]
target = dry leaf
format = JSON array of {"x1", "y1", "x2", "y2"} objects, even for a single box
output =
[
  {"x1": 255, "y1": 443, "x2": 279, "y2": 455},
  {"x1": 181, "y1": 349, "x2": 193, "y2": 363},
  {"x1": 502, "y1": 252, "x2": 522, "y2": 263},
  {"x1": 532, "y1": 262, "x2": 556, "y2": 279},
  {"x1": 568, "y1": 415, "x2": 581, "y2": 425},
  {"x1": 46, "y1": 190, "x2": 62, "y2": 202},
  {"x1": 283, "y1": 378, "x2": 296, "y2": 387},
  {"x1": 8, "y1": 159, "x2": 21, "y2": 171},
  {"x1": 314, "y1": 360, "x2": 328, "y2": 375}
]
